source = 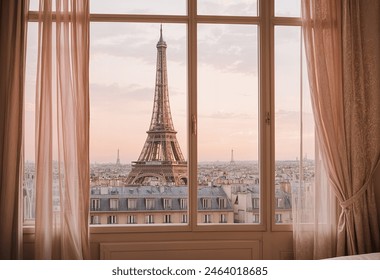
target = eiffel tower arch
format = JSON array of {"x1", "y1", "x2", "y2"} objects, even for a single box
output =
[{"x1": 126, "y1": 26, "x2": 187, "y2": 186}]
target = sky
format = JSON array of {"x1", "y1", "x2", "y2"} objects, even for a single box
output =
[{"x1": 24, "y1": 0, "x2": 313, "y2": 164}]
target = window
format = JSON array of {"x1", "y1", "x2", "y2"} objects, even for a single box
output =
[
  {"x1": 90, "y1": 20, "x2": 188, "y2": 226},
  {"x1": 91, "y1": 199, "x2": 100, "y2": 211},
  {"x1": 107, "y1": 215, "x2": 117, "y2": 224},
  {"x1": 163, "y1": 214, "x2": 172, "y2": 224},
  {"x1": 181, "y1": 214, "x2": 188, "y2": 224},
  {"x1": 179, "y1": 198, "x2": 187, "y2": 210},
  {"x1": 163, "y1": 199, "x2": 172, "y2": 210},
  {"x1": 145, "y1": 215, "x2": 154, "y2": 224},
  {"x1": 201, "y1": 198, "x2": 211, "y2": 210},
  {"x1": 203, "y1": 214, "x2": 212, "y2": 224},
  {"x1": 198, "y1": 22, "x2": 259, "y2": 225},
  {"x1": 127, "y1": 215, "x2": 137, "y2": 224},
  {"x1": 220, "y1": 214, "x2": 227, "y2": 223},
  {"x1": 109, "y1": 199, "x2": 119, "y2": 210},
  {"x1": 217, "y1": 198, "x2": 227, "y2": 209},
  {"x1": 127, "y1": 199, "x2": 137, "y2": 210},
  {"x1": 24, "y1": 1, "x2": 311, "y2": 233},
  {"x1": 145, "y1": 199, "x2": 155, "y2": 210},
  {"x1": 90, "y1": 215, "x2": 100, "y2": 225},
  {"x1": 274, "y1": 21, "x2": 314, "y2": 225}
]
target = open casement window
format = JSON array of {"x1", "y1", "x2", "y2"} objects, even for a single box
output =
[{"x1": 24, "y1": 0, "x2": 313, "y2": 240}]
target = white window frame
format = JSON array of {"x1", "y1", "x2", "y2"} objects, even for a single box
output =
[
  {"x1": 179, "y1": 198, "x2": 187, "y2": 210},
  {"x1": 181, "y1": 214, "x2": 188, "y2": 224},
  {"x1": 163, "y1": 198, "x2": 172, "y2": 210},
  {"x1": 108, "y1": 215, "x2": 117, "y2": 225},
  {"x1": 163, "y1": 214, "x2": 172, "y2": 224},
  {"x1": 203, "y1": 214, "x2": 212, "y2": 224},
  {"x1": 91, "y1": 199, "x2": 100, "y2": 211},
  {"x1": 217, "y1": 198, "x2": 227, "y2": 209},
  {"x1": 109, "y1": 198, "x2": 119, "y2": 211},
  {"x1": 201, "y1": 198, "x2": 211, "y2": 209},
  {"x1": 127, "y1": 198, "x2": 137, "y2": 210},
  {"x1": 145, "y1": 214, "x2": 154, "y2": 224},
  {"x1": 127, "y1": 215, "x2": 137, "y2": 224},
  {"x1": 220, "y1": 214, "x2": 227, "y2": 224},
  {"x1": 145, "y1": 198, "x2": 155, "y2": 210}
]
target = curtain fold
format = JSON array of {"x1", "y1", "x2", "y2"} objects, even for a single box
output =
[
  {"x1": 298, "y1": 0, "x2": 380, "y2": 259},
  {"x1": 0, "y1": 0, "x2": 28, "y2": 260},
  {"x1": 35, "y1": 0, "x2": 90, "y2": 260},
  {"x1": 339, "y1": 0, "x2": 380, "y2": 255}
]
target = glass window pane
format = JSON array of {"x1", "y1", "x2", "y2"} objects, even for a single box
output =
[
  {"x1": 275, "y1": 26, "x2": 301, "y2": 224},
  {"x1": 275, "y1": 26, "x2": 314, "y2": 224},
  {"x1": 275, "y1": 0, "x2": 301, "y2": 17},
  {"x1": 90, "y1": 23, "x2": 188, "y2": 225},
  {"x1": 29, "y1": 0, "x2": 39, "y2": 11},
  {"x1": 198, "y1": 0, "x2": 258, "y2": 16},
  {"x1": 198, "y1": 24, "x2": 259, "y2": 224},
  {"x1": 90, "y1": 0, "x2": 187, "y2": 15},
  {"x1": 24, "y1": 23, "x2": 38, "y2": 224}
]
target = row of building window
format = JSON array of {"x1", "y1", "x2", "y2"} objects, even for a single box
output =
[
  {"x1": 93, "y1": 214, "x2": 260, "y2": 225},
  {"x1": 91, "y1": 197, "x2": 229, "y2": 211},
  {"x1": 90, "y1": 214, "x2": 234, "y2": 224},
  {"x1": 91, "y1": 198, "x2": 187, "y2": 211}
]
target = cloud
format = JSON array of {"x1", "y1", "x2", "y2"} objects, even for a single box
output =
[
  {"x1": 90, "y1": 23, "x2": 260, "y2": 75},
  {"x1": 198, "y1": 25, "x2": 258, "y2": 75},
  {"x1": 90, "y1": 23, "x2": 186, "y2": 65}
]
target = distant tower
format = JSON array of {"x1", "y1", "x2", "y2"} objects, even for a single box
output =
[
  {"x1": 230, "y1": 149, "x2": 235, "y2": 165},
  {"x1": 126, "y1": 26, "x2": 187, "y2": 186},
  {"x1": 116, "y1": 149, "x2": 121, "y2": 166}
]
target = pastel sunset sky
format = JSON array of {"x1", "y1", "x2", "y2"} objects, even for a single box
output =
[{"x1": 24, "y1": 0, "x2": 314, "y2": 164}]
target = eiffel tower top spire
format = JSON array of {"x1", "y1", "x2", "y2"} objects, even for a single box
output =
[
  {"x1": 126, "y1": 26, "x2": 187, "y2": 186},
  {"x1": 148, "y1": 24, "x2": 175, "y2": 133},
  {"x1": 159, "y1": 23, "x2": 164, "y2": 43}
]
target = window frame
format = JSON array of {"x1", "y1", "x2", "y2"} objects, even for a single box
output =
[
  {"x1": 25, "y1": 0, "x2": 302, "y2": 234},
  {"x1": 107, "y1": 215, "x2": 118, "y2": 225},
  {"x1": 109, "y1": 198, "x2": 119, "y2": 211},
  {"x1": 91, "y1": 198, "x2": 100, "y2": 211}
]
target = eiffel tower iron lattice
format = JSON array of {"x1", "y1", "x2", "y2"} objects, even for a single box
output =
[{"x1": 126, "y1": 26, "x2": 187, "y2": 186}]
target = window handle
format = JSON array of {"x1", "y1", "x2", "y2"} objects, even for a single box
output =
[
  {"x1": 265, "y1": 112, "x2": 271, "y2": 125},
  {"x1": 192, "y1": 114, "x2": 197, "y2": 135}
]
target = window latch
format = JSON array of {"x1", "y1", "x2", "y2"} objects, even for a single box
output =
[
  {"x1": 265, "y1": 112, "x2": 271, "y2": 125},
  {"x1": 192, "y1": 114, "x2": 197, "y2": 135}
]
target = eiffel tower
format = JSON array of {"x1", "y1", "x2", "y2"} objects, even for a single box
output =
[{"x1": 126, "y1": 26, "x2": 187, "y2": 186}]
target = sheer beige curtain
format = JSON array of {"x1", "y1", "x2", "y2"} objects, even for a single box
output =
[
  {"x1": 35, "y1": 0, "x2": 90, "y2": 259},
  {"x1": 0, "y1": 0, "x2": 28, "y2": 260},
  {"x1": 296, "y1": 0, "x2": 380, "y2": 259}
]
